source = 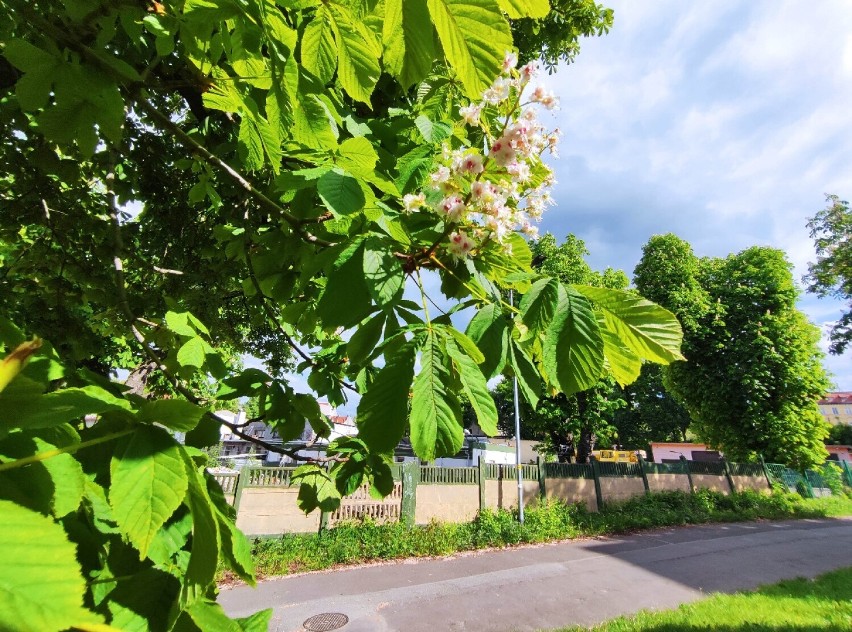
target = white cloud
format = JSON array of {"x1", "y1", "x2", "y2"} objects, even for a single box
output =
[{"x1": 542, "y1": 0, "x2": 852, "y2": 388}]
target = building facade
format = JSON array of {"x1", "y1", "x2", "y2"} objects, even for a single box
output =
[{"x1": 818, "y1": 392, "x2": 852, "y2": 426}]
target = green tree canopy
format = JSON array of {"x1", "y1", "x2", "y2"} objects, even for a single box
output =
[
  {"x1": 0, "y1": 1, "x2": 687, "y2": 628},
  {"x1": 635, "y1": 234, "x2": 831, "y2": 468},
  {"x1": 805, "y1": 194, "x2": 852, "y2": 355}
]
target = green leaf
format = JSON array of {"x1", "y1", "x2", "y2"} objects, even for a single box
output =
[
  {"x1": 236, "y1": 609, "x2": 274, "y2": 632},
  {"x1": 291, "y1": 464, "x2": 342, "y2": 513},
  {"x1": 0, "y1": 500, "x2": 102, "y2": 631},
  {"x1": 336, "y1": 137, "x2": 379, "y2": 176},
  {"x1": 384, "y1": 0, "x2": 435, "y2": 87},
  {"x1": 4, "y1": 39, "x2": 57, "y2": 73},
  {"x1": 598, "y1": 320, "x2": 643, "y2": 387},
  {"x1": 410, "y1": 332, "x2": 463, "y2": 460},
  {"x1": 179, "y1": 453, "x2": 220, "y2": 604},
  {"x1": 363, "y1": 243, "x2": 404, "y2": 306},
  {"x1": 110, "y1": 426, "x2": 189, "y2": 559},
  {"x1": 415, "y1": 115, "x2": 452, "y2": 143},
  {"x1": 543, "y1": 287, "x2": 605, "y2": 395},
  {"x1": 139, "y1": 399, "x2": 206, "y2": 432},
  {"x1": 347, "y1": 313, "x2": 385, "y2": 366},
  {"x1": 187, "y1": 600, "x2": 242, "y2": 632},
  {"x1": 0, "y1": 385, "x2": 131, "y2": 432},
  {"x1": 356, "y1": 342, "x2": 416, "y2": 453},
  {"x1": 445, "y1": 339, "x2": 497, "y2": 435},
  {"x1": 509, "y1": 340, "x2": 540, "y2": 409},
  {"x1": 573, "y1": 285, "x2": 685, "y2": 364},
  {"x1": 165, "y1": 311, "x2": 197, "y2": 337},
  {"x1": 519, "y1": 277, "x2": 559, "y2": 335},
  {"x1": 327, "y1": 3, "x2": 382, "y2": 104},
  {"x1": 495, "y1": 0, "x2": 550, "y2": 19},
  {"x1": 317, "y1": 169, "x2": 366, "y2": 216},
  {"x1": 426, "y1": 0, "x2": 512, "y2": 98},
  {"x1": 177, "y1": 336, "x2": 206, "y2": 368},
  {"x1": 302, "y1": 11, "x2": 337, "y2": 84},
  {"x1": 238, "y1": 117, "x2": 264, "y2": 171},
  {"x1": 316, "y1": 241, "x2": 373, "y2": 328},
  {"x1": 465, "y1": 303, "x2": 509, "y2": 378},
  {"x1": 444, "y1": 327, "x2": 485, "y2": 364}
]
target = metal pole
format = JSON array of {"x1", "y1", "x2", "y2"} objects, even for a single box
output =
[{"x1": 510, "y1": 290, "x2": 524, "y2": 524}]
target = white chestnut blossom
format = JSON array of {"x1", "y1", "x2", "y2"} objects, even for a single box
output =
[
  {"x1": 403, "y1": 193, "x2": 426, "y2": 213},
  {"x1": 403, "y1": 65, "x2": 560, "y2": 259}
]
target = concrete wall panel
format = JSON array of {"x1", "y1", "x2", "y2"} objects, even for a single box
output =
[
  {"x1": 691, "y1": 474, "x2": 730, "y2": 494},
  {"x1": 543, "y1": 478, "x2": 598, "y2": 512},
  {"x1": 731, "y1": 475, "x2": 771, "y2": 493},
  {"x1": 415, "y1": 484, "x2": 479, "y2": 525},
  {"x1": 599, "y1": 477, "x2": 646, "y2": 503},
  {"x1": 647, "y1": 473, "x2": 691, "y2": 493},
  {"x1": 235, "y1": 488, "x2": 320, "y2": 535}
]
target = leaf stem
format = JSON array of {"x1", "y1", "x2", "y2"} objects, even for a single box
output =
[{"x1": 0, "y1": 429, "x2": 134, "y2": 473}]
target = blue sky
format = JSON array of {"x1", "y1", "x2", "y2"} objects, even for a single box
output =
[{"x1": 542, "y1": 0, "x2": 852, "y2": 390}]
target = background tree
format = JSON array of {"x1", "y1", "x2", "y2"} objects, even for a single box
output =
[
  {"x1": 827, "y1": 423, "x2": 852, "y2": 446},
  {"x1": 805, "y1": 194, "x2": 852, "y2": 354},
  {"x1": 491, "y1": 233, "x2": 630, "y2": 462},
  {"x1": 612, "y1": 363, "x2": 692, "y2": 449},
  {"x1": 635, "y1": 235, "x2": 831, "y2": 467}
]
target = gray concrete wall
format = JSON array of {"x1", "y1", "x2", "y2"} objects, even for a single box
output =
[
  {"x1": 543, "y1": 478, "x2": 598, "y2": 511},
  {"x1": 484, "y1": 479, "x2": 541, "y2": 511},
  {"x1": 235, "y1": 487, "x2": 320, "y2": 535},
  {"x1": 600, "y1": 477, "x2": 646, "y2": 503},
  {"x1": 415, "y1": 484, "x2": 479, "y2": 525},
  {"x1": 647, "y1": 473, "x2": 691, "y2": 493},
  {"x1": 692, "y1": 474, "x2": 731, "y2": 494},
  {"x1": 731, "y1": 475, "x2": 771, "y2": 493}
]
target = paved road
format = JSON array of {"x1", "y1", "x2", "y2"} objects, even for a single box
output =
[{"x1": 219, "y1": 517, "x2": 852, "y2": 632}]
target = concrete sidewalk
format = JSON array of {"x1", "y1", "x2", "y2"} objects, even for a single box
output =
[{"x1": 219, "y1": 517, "x2": 852, "y2": 631}]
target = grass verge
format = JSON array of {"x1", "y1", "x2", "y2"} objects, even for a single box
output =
[
  {"x1": 231, "y1": 490, "x2": 852, "y2": 581},
  {"x1": 551, "y1": 566, "x2": 852, "y2": 631}
]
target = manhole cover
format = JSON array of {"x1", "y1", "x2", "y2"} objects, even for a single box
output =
[{"x1": 303, "y1": 612, "x2": 349, "y2": 631}]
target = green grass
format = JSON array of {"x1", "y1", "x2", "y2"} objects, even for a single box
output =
[
  {"x1": 552, "y1": 567, "x2": 852, "y2": 631},
  {"x1": 227, "y1": 490, "x2": 852, "y2": 581}
]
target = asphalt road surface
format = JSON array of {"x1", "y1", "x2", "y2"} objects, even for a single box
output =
[{"x1": 219, "y1": 517, "x2": 852, "y2": 631}]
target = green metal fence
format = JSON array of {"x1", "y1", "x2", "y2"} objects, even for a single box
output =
[
  {"x1": 641, "y1": 461, "x2": 686, "y2": 474},
  {"x1": 419, "y1": 466, "x2": 479, "y2": 484},
  {"x1": 243, "y1": 467, "x2": 295, "y2": 487},
  {"x1": 542, "y1": 462, "x2": 594, "y2": 479},
  {"x1": 687, "y1": 461, "x2": 727, "y2": 476},
  {"x1": 484, "y1": 463, "x2": 540, "y2": 481},
  {"x1": 727, "y1": 462, "x2": 765, "y2": 477},
  {"x1": 596, "y1": 461, "x2": 643, "y2": 477}
]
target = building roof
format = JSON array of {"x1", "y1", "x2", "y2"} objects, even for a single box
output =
[{"x1": 819, "y1": 392, "x2": 852, "y2": 405}]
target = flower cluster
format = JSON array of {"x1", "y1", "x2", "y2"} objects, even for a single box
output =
[{"x1": 403, "y1": 52, "x2": 560, "y2": 260}]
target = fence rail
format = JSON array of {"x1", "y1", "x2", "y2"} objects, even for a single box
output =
[
  {"x1": 420, "y1": 466, "x2": 479, "y2": 484},
  {"x1": 597, "y1": 462, "x2": 643, "y2": 477},
  {"x1": 642, "y1": 461, "x2": 685, "y2": 475},
  {"x1": 687, "y1": 461, "x2": 726, "y2": 475},
  {"x1": 243, "y1": 467, "x2": 296, "y2": 487},
  {"x1": 484, "y1": 463, "x2": 540, "y2": 481},
  {"x1": 728, "y1": 462, "x2": 765, "y2": 477},
  {"x1": 211, "y1": 472, "x2": 239, "y2": 494},
  {"x1": 542, "y1": 462, "x2": 594, "y2": 479}
]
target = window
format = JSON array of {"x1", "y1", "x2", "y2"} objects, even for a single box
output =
[
  {"x1": 846, "y1": 407, "x2": 852, "y2": 415},
  {"x1": 832, "y1": 407, "x2": 839, "y2": 415}
]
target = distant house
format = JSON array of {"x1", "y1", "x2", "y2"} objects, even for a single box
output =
[
  {"x1": 826, "y1": 444, "x2": 852, "y2": 463},
  {"x1": 649, "y1": 442, "x2": 722, "y2": 464},
  {"x1": 818, "y1": 392, "x2": 852, "y2": 427}
]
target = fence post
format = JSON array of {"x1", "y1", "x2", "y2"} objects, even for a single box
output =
[
  {"x1": 478, "y1": 458, "x2": 487, "y2": 512},
  {"x1": 842, "y1": 461, "x2": 852, "y2": 487},
  {"x1": 537, "y1": 457, "x2": 546, "y2": 499},
  {"x1": 400, "y1": 460, "x2": 419, "y2": 526},
  {"x1": 759, "y1": 455, "x2": 773, "y2": 490},
  {"x1": 680, "y1": 456, "x2": 694, "y2": 493},
  {"x1": 637, "y1": 454, "x2": 651, "y2": 494},
  {"x1": 232, "y1": 468, "x2": 248, "y2": 515},
  {"x1": 721, "y1": 458, "x2": 736, "y2": 494},
  {"x1": 590, "y1": 457, "x2": 604, "y2": 510}
]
